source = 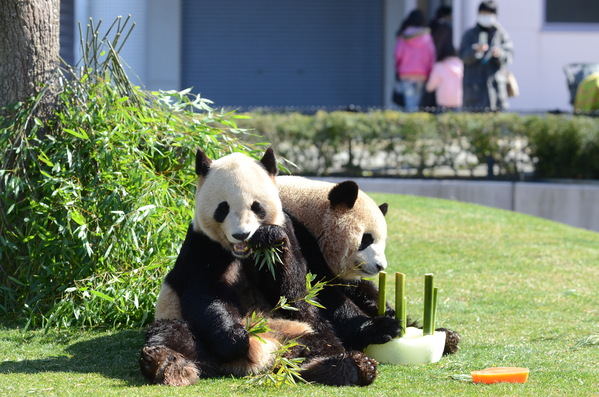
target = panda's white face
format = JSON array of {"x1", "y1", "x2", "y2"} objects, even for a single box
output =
[
  {"x1": 346, "y1": 228, "x2": 387, "y2": 279},
  {"x1": 276, "y1": 177, "x2": 389, "y2": 282},
  {"x1": 335, "y1": 201, "x2": 388, "y2": 280},
  {"x1": 193, "y1": 151, "x2": 284, "y2": 258}
]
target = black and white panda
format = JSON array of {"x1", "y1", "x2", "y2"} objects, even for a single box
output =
[
  {"x1": 140, "y1": 149, "x2": 378, "y2": 387},
  {"x1": 276, "y1": 176, "x2": 460, "y2": 354}
]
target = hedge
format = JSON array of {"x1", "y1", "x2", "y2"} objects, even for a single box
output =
[{"x1": 237, "y1": 111, "x2": 599, "y2": 180}]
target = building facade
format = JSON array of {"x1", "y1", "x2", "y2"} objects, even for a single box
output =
[{"x1": 61, "y1": 0, "x2": 599, "y2": 112}]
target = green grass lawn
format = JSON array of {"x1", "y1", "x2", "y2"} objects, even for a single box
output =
[{"x1": 1, "y1": 193, "x2": 598, "y2": 396}]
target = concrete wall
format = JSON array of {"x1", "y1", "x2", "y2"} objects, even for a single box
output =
[
  {"x1": 317, "y1": 177, "x2": 599, "y2": 233},
  {"x1": 514, "y1": 183, "x2": 599, "y2": 233}
]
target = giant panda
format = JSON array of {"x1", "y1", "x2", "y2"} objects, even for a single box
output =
[
  {"x1": 140, "y1": 148, "x2": 378, "y2": 387},
  {"x1": 276, "y1": 176, "x2": 460, "y2": 355}
]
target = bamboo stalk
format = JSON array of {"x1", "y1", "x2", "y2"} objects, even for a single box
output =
[
  {"x1": 432, "y1": 286, "x2": 439, "y2": 334},
  {"x1": 395, "y1": 272, "x2": 407, "y2": 337},
  {"x1": 378, "y1": 271, "x2": 387, "y2": 316},
  {"x1": 423, "y1": 273, "x2": 434, "y2": 335}
]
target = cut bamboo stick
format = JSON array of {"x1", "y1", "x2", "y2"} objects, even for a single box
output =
[
  {"x1": 423, "y1": 273, "x2": 434, "y2": 335},
  {"x1": 378, "y1": 271, "x2": 387, "y2": 316},
  {"x1": 395, "y1": 272, "x2": 406, "y2": 337},
  {"x1": 432, "y1": 286, "x2": 438, "y2": 333}
]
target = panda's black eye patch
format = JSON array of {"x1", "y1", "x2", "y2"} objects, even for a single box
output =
[
  {"x1": 251, "y1": 201, "x2": 267, "y2": 219},
  {"x1": 214, "y1": 201, "x2": 229, "y2": 223},
  {"x1": 358, "y1": 233, "x2": 374, "y2": 251}
]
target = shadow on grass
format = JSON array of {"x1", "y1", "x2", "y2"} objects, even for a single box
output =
[{"x1": 0, "y1": 329, "x2": 147, "y2": 386}]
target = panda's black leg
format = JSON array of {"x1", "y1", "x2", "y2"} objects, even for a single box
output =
[
  {"x1": 290, "y1": 331, "x2": 345, "y2": 359},
  {"x1": 288, "y1": 326, "x2": 378, "y2": 386},
  {"x1": 140, "y1": 319, "x2": 217, "y2": 386},
  {"x1": 140, "y1": 344, "x2": 199, "y2": 386},
  {"x1": 299, "y1": 351, "x2": 377, "y2": 386}
]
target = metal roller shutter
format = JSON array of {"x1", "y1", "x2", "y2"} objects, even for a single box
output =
[
  {"x1": 59, "y1": 0, "x2": 75, "y2": 66},
  {"x1": 182, "y1": 0, "x2": 383, "y2": 109}
]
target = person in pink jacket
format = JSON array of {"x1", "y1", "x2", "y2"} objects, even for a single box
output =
[
  {"x1": 426, "y1": 39, "x2": 464, "y2": 111},
  {"x1": 395, "y1": 9, "x2": 436, "y2": 112}
]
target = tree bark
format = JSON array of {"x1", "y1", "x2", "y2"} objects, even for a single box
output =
[{"x1": 0, "y1": 0, "x2": 60, "y2": 119}]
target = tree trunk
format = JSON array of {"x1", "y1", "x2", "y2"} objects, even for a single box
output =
[{"x1": 0, "y1": 0, "x2": 60, "y2": 119}]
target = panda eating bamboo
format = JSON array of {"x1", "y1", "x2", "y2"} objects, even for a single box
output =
[{"x1": 140, "y1": 148, "x2": 377, "y2": 387}]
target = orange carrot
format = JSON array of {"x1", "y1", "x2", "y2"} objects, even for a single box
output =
[{"x1": 471, "y1": 367, "x2": 530, "y2": 384}]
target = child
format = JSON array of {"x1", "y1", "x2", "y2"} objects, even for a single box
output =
[{"x1": 425, "y1": 40, "x2": 463, "y2": 112}]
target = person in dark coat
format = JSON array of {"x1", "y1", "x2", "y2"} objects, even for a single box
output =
[{"x1": 459, "y1": 1, "x2": 513, "y2": 112}]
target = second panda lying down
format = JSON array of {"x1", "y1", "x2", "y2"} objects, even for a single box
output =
[
  {"x1": 277, "y1": 176, "x2": 461, "y2": 355},
  {"x1": 140, "y1": 148, "x2": 377, "y2": 387}
]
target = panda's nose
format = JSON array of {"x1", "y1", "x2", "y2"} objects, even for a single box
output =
[
  {"x1": 232, "y1": 232, "x2": 250, "y2": 242},
  {"x1": 376, "y1": 263, "x2": 386, "y2": 272}
]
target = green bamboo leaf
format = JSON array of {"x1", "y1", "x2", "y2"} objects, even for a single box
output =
[
  {"x1": 305, "y1": 298, "x2": 325, "y2": 309},
  {"x1": 70, "y1": 209, "x2": 86, "y2": 226},
  {"x1": 90, "y1": 290, "x2": 115, "y2": 302},
  {"x1": 38, "y1": 151, "x2": 54, "y2": 167},
  {"x1": 63, "y1": 128, "x2": 89, "y2": 140}
]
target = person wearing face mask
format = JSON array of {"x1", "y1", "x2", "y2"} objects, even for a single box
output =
[{"x1": 459, "y1": 1, "x2": 514, "y2": 112}]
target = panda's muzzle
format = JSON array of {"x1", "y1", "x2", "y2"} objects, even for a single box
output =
[
  {"x1": 354, "y1": 259, "x2": 386, "y2": 277},
  {"x1": 231, "y1": 242, "x2": 251, "y2": 258},
  {"x1": 231, "y1": 232, "x2": 251, "y2": 258}
]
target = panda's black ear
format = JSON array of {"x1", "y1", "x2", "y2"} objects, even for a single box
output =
[
  {"x1": 260, "y1": 147, "x2": 278, "y2": 177},
  {"x1": 329, "y1": 181, "x2": 359, "y2": 210},
  {"x1": 196, "y1": 148, "x2": 212, "y2": 177},
  {"x1": 379, "y1": 203, "x2": 388, "y2": 216}
]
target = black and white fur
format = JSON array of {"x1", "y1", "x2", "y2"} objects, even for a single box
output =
[
  {"x1": 276, "y1": 176, "x2": 460, "y2": 354},
  {"x1": 140, "y1": 149, "x2": 378, "y2": 387}
]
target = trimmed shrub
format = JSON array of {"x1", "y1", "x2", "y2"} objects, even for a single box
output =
[
  {"x1": 239, "y1": 111, "x2": 599, "y2": 180},
  {"x1": 526, "y1": 115, "x2": 599, "y2": 180}
]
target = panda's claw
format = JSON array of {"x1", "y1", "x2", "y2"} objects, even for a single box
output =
[{"x1": 350, "y1": 351, "x2": 378, "y2": 386}]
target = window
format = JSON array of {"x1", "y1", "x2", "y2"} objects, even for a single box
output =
[{"x1": 545, "y1": 0, "x2": 599, "y2": 24}]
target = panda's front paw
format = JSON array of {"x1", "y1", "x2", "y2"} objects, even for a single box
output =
[
  {"x1": 140, "y1": 345, "x2": 199, "y2": 386},
  {"x1": 214, "y1": 324, "x2": 250, "y2": 362},
  {"x1": 360, "y1": 316, "x2": 401, "y2": 346},
  {"x1": 249, "y1": 224, "x2": 287, "y2": 249}
]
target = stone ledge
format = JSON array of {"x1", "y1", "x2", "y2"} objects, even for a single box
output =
[{"x1": 315, "y1": 177, "x2": 599, "y2": 233}]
